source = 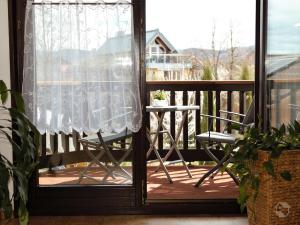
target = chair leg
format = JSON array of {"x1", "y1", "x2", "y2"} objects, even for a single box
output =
[
  {"x1": 78, "y1": 146, "x2": 116, "y2": 184},
  {"x1": 194, "y1": 152, "x2": 229, "y2": 187},
  {"x1": 202, "y1": 143, "x2": 239, "y2": 185},
  {"x1": 103, "y1": 146, "x2": 132, "y2": 179},
  {"x1": 210, "y1": 153, "x2": 239, "y2": 185},
  {"x1": 207, "y1": 161, "x2": 239, "y2": 185},
  {"x1": 195, "y1": 164, "x2": 222, "y2": 187},
  {"x1": 224, "y1": 158, "x2": 240, "y2": 185},
  {"x1": 195, "y1": 142, "x2": 234, "y2": 187},
  {"x1": 103, "y1": 145, "x2": 133, "y2": 181}
]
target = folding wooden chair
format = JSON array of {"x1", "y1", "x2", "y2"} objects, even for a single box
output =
[
  {"x1": 194, "y1": 101, "x2": 254, "y2": 187},
  {"x1": 77, "y1": 128, "x2": 132, "y2": 184}
]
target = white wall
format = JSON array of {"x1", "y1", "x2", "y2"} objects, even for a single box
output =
[
  {"x1": 0, "y1": 0, "x2": 13, "y2": 197},
  {"x1": 0, "y1": 0, "x2": 10, "y2": 86}
]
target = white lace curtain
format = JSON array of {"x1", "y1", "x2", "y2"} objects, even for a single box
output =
[{"x1": 22, "y1": 0, "x2": 142, "y2": 134}]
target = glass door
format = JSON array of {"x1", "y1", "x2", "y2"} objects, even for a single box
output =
[
  {"x1": 266, "y1": 0, "x2": 300, "y2": 127},
  {"x1": 145, "y1": 0, "x2": 256, "y2": 202},
  {"x1": 10, "y1": 0, "x2": 145, "y2": 215}
]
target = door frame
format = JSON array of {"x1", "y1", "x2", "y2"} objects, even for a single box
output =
[
  {"x1": 8, "y1": 0, "x2": 146, "y2": 215},
  {"x1": 7, "y1": 0, "x2": 266, "y2": 215},
  {"x1": 254, "y1": 0, "x2": 268, "y2": 129},
  {"x1": 141, "y1": 0, "x2": 265, "y2": 213}
]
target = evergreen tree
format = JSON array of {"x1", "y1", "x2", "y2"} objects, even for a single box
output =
[
  {"x1": 240, "y1": 65, "x2": 253, "y2": 110},
  {"x1": 201, "y1": 65, "x2": 214, "y2": 132}
]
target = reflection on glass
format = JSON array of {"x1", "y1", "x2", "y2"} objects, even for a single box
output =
[
  {"x1": 266, "y1": 0, "x2": 300, "y2": 127},
  {"x1": 28, "y1": 1, "x2": 135, "y2": 186},
  {"x1": 38, "y1": 132, "x2": 133, "y2": 186}
]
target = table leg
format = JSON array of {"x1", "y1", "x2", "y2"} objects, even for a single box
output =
[
  {"x1": 146, "y1": 112, "x2": 173, "y2": 183},
  {"x1": 146, "y1": 112, "x2": 165, "y2": 158},
  {"x1": 154, "y1": 111, "x2": 192, "y2": 178}
]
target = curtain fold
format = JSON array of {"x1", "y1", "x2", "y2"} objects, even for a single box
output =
[{"x1": 23, "y1": 0, "x2": 142, "y2": 134}]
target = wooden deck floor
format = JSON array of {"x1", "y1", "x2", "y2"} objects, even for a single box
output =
[
  {"x1": 147, "y1": 166, "x2": 238, "y2": 200},
  {"x1": 39, "y1": 166, "x2": 238, "y2": 200}
]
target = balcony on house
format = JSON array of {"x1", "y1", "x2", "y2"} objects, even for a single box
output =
[
  {"x1": 146, "y1": 53, "x2": 202, "y2": 80},
  {"x1": 146, "y1": 53, "x2": 194, "y2": 69}
]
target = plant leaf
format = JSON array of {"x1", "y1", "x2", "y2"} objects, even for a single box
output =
[
  {"x1": 280, "y1": 170, "x2": 292, "y2": 181},
  {"x1": 263, "y1": 160, "x2": 275, "y2": 177},
  {"x1": 0, "y1": 80, "x2": 8, "y2": 104},
  {"x1": 18, "y1": 200, "x2": 29, "y2": 225},
  {"x1": 251, "y1": 175, "x2": 260, "y2": 190},
  {"x1": 0, "y1": 85, "x2": 38, "y2": 225},
  {"x1": 237, "y1": 185, "x2": 248, "y2": 212},
  {"x1": 12, "y1": 92, "x2": 25, "y2": 113},
  {"x1": 0, "y1": 158, "x2": 13, "y2": 219}
]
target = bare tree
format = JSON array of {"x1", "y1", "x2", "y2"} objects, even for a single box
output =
[
  {"x1": 199, "y1": 21, "x2": 223, "y2": 80},
  {"x1": 211, "y1": 21, "x2": 222, "y2": 80},
  {"x1": 227, "y1": 22, "x2": 238, "y2": 80}
]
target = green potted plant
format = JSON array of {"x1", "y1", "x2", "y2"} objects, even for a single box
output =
[
  {"x1": 231, "y1": 122, "x2": 300, "y2": 225},
  {"x1": 152, "y1": 90, "x2": 168, "y2": 107},
  {"x1": 0, "y1": 80, "x2": 39, "y2": 225}
]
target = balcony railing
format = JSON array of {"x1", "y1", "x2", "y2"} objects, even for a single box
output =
[
  {"x1": 146, "y1": 53, "x2": 194, "y2": 70},
  {"x1": 37, "y1": 80, "x2": 254, "y2": 169},
  {"x1": 146, "y1": 80, "x2": 254, "y2": 161}
]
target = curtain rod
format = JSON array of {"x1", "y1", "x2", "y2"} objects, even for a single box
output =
[{"x1": 31, "y1": 2, "x2": 133, "y2": 5}]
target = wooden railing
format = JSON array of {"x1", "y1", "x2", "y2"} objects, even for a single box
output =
[
  {"x1": 146, "y1": 80, "x2": 254, "y2": 161},
  {"x1": 38, "y1": 80, "x2": 254, "y2": 168}
]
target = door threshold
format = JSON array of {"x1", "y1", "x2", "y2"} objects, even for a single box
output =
[
  {"x1": 146, "y1": 198, "x2": 237, "y2": 204},
  {"x1": 143, "y1": 198, "x2": 243, "y2": 214}
]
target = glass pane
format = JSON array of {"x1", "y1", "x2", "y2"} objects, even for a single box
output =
[
  {"x1": 38, "y1": 132, "x2": 133, "y2": 186},
  {"x1": 27, "y1": 3, "x2": 134, "y2": 186},
  {"x1": 146, "y1": 0, "x2": 255, "y2": 200},
  {"x1": 266, "y1": 0, "x2": 300, "y2": 127}
]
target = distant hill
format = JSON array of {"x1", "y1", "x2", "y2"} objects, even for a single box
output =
[{"x1": 179, "y1": 46, "x2": 255, "y2": 66}]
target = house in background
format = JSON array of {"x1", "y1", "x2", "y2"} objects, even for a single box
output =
[
  {"x1": 145, "y1": 29, "x2": 202, "y2": 80},
  {"x1": 98, "y1": 29, "x2": 202, "y2": 80}
]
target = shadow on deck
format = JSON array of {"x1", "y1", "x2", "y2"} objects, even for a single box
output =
[{"x1": 39, "y1": 166, "x2": 238, "y2": 200}]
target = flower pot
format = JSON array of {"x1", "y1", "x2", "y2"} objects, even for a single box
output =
[
  {"x1": 247, "y1": 149, "x2": 300, "y2": 225},
  {"x1": 152, "y1": 99, "x2": 168, "y2": 107}
]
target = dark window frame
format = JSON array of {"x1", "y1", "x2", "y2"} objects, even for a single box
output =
[
  {"x1": 8, "y1": 0, "x2": 146, "y2": 214},
  {"x1": 7, "y1": 0, "x2": 266, "y2": 215}
]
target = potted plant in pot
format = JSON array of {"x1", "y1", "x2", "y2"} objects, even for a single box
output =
[
  {"x1": 0, "y1": 80, "x2": 39, "y2": 225},
  {"x1": 231, "y1": 122, "x2": 300, "y2": 225},
  {"x1": 152, "y1": 90, "x2": 168, "y2": 107}
]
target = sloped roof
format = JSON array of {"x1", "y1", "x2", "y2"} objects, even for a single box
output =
[
  {"x1": 266, "y1": 56, "x2": 299, "y2": 76},
  {"x1": 98, "y1": 34, "x2": 132, "y2": 55},
  {"x1": 98, "y1": 29, "x2": 177, "y2": 55},
  {"x1": 145, "y1": 29, "x2": 177, "y2": 53}
]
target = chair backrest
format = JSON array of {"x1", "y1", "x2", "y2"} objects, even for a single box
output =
[{"x1": 242, "y1": 100, "x2": 255, "y2": 126}]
